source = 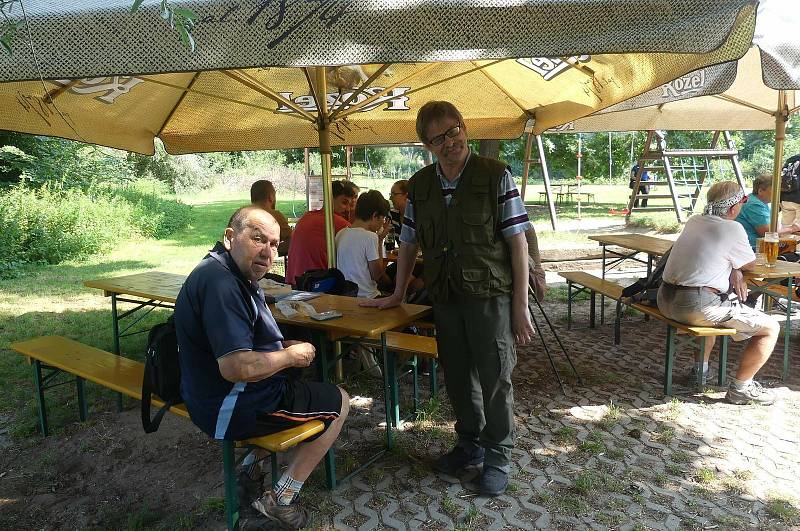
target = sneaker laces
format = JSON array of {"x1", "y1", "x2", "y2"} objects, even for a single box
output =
[{"x1": 746, "y1": 380, "x2": 766, "y2": 396}]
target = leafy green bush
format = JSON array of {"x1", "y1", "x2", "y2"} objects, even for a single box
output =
[
  {"x1": 0, "y1": 185, "x2": 134, "y2": 263},
  {"x1": 115, "y1": 186, "x2": 194, "y2": 239},
  {"x1": 0, "y1": 182, "x2": 193, "y2": 264}
]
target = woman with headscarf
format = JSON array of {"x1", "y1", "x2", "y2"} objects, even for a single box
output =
[{"x1": 657, "y1": 181, "x2": 779, "y2": 405}]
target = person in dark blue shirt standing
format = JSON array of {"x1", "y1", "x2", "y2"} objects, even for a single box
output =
[
  {"x1": 630, "y1": 164, "x2": 650, "y2": 208},
  {"x1": 175, "y1": 205, "x2": 349, "y2": 530}
]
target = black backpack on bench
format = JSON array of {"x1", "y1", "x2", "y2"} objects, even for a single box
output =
[
  {"x1": 295, "y1": 268, "x2": 358, "y2": 296},
  {"x1": 141, "y1": 316, "x2": 183, "y2": 433},
  {"x1": 621, "y1": 249, "x2": 671, "y2": 305}
]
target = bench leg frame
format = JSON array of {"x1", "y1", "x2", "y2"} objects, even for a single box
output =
[
  {"x1": 31, "y1": 361, "x2": 90, "y2": 437},
  {"x1": 429, "y1": 360, "x2": 438, "y2": 399},
  {"x1": 664, "y1": 326, "x2": 676, "y2": 396},
  {"x1": 32, "y1": 360, "x2": 49, "y2": 437},
  {"x1": 718, "y1": 336, "x2": 729, "y2": 387},
  {"x1": 567, "y1": 281, "x2": 573, "y2": 329},
  {"x1": 222, "y1": 441, "x2": 240, "y2": 531}
]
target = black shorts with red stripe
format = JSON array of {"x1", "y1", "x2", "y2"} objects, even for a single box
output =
[{"x1": 249, "y1": 379, "x2": 342, "y2": 441}]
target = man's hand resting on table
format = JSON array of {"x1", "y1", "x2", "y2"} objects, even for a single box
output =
[{"x1": 360, "y1": 292, "x2": 403, "y2": 309}]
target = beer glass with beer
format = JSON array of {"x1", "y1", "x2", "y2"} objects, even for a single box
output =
[{"x1": 764, "y1": 232, "x2": 779, "y2": 267}]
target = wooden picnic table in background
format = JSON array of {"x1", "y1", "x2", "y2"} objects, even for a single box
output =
[{"x1": 588, "y1": 233, "x2": 674, "y2": 323}]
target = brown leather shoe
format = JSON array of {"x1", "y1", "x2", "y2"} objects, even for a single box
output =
[{"x1": 251, "y1": 490, "x2": 311, "y2": 530}]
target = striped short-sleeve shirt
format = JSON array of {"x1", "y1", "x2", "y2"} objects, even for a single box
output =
[{"x1": 399, "y1": 153, "x2": 531, "y2": 245}]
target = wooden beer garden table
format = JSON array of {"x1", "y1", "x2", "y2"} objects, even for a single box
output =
[
  {"x1": 85, "y1": 271, "x2": 431, "y2": 488},
  {"x1": 586, "y1": 234, "x2": 799, "y2": 379},
  {"x1": 742, "y1": 260, "x2": 800, "y2": 380},
  {"x1": 588, "y1": 233, "x2": 674, "y2": 323}
]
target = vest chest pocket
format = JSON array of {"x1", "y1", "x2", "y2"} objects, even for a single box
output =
[
  {"x1": 462, "y1": 212, "x2": 493, "y2": 244},
  {"x1": 461, "y1": 267, "x2": 491, "y2": 296}
]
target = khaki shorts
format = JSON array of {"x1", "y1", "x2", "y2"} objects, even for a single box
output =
[{"x1": 657, "y1": 284, "x2": 774, "y2": 341}]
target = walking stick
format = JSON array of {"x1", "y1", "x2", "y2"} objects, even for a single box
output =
[{"x1": 528, "y1": 285, "x2": 583, "y2": 395}]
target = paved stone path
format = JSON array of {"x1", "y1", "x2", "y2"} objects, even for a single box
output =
[
  {"x1": 253, "y1": 299, "x2": 800, "y2": 531},
  {"x1": 2, "y1": 298, "x2": 798, "y2": 530}
]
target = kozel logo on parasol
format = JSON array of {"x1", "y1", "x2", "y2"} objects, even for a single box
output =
[
  {"x1": 660, "y1": 69, "x2": 706, "y2": 99},
  {"x1": 516, "y1": 56, "x2": 591, "y2": 81},
  {"x1": 276, "y1": 87, "x2": 411, "y2": 113},
  {"x1": 49, "y1": 77, "x2": 144, "y2": 104}
]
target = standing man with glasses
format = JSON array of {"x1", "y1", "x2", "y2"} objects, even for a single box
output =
[{"x1": 363, "y1": 100, "x2": 534, "y2": 496}]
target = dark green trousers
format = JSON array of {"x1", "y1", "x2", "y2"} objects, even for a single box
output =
[{"x1": 433, "y1": 293, "x2": 516, "y2": 471}]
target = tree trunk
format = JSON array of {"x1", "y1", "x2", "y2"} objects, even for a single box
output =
[{"x1": 478, "y1": 139, "x2": 500, "y2": 159}]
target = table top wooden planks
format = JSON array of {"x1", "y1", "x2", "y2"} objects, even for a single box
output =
[
  {"x1": 84, "y1": 271, "x2": 186, "y2": 303},
  {"x1": 744, "y1": 260, "x2": 800, "y2": 280},
  {"x1": 588, "y1": 233, "x2": 674, "y2": 257},
  {"x1": 85, "y1": 271, "x2": 431, "y2": 338},
  {"x1": 270, "y1": 294, "x2": 430, "y2": 338}
]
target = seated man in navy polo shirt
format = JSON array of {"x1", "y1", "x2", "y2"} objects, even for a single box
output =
[{"x1": 175, "y1": 205, "x2": 349, "y2": 530}]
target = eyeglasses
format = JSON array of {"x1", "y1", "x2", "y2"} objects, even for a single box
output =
[
  {"x1": 389, "y1": 191, "x2": 407, "y2": 196},
  {"x1": 427, "y1": 125, "x2": 462, "y2": 146}
]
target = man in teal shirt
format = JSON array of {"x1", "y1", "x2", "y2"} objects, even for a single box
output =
[{"x1": 736, "y1": 175, "x2": 799, "y2": 249}]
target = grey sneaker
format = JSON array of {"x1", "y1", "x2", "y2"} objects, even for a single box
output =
[
  {"x1": 251, "y1": 490, "x2": 311, "y2": 530},
  {"x1": 434, "y1": 445, "x2": 485, "y2": 475},
  {"x1": 479, "y1": 466, "x2": 509, "y2": 496},
  {"x1": 726, "y1": 380, "x2": 775, "y2": 405}
]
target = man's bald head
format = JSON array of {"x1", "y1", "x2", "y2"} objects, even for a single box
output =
[
  {"x1": 227, "y1": 205, "x2": 278, "y2": 233},
  {"x1": 224, "y1": 206, "x2": 281, "y2": 281}
]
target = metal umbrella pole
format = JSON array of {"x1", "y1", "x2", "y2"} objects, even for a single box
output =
[{"x1": 528, "y1": 285, "x2": 583, "y2": 388}]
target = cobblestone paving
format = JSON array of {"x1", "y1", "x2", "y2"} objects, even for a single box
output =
[
  {"x1": 3, "y1": 299, "x2": 799, "y2": 530},
  {"x1": 287, "y1": 299, "x2": 800, "y2": 531}
]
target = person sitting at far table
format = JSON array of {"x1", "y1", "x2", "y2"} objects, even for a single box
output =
[
  {"x1": 335, "y1": 190, "x2": 392, "y2": 299},
  {"x1": 251, "y1": 179, "x2": 293, "y2": 246},
  {"x1": 174, "y1": 206, "x2": 350, "y2": 529},
  {"x1": 384, "y1": 179, "x2": 425, "y2": 296},
  {"x1": 657, "y1": 181, "x2": 779, "y2": 405},
  {"x1": 735, "y1": 174, "x2": 800, "y2": 250},
  {"x1": 335, "y1": 190, "x2": 392, "y2": 378},
  {"x1": 284, "y1": 180, "x2": 358, "y2": 286}
]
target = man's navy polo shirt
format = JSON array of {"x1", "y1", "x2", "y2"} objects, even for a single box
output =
[{"x1": 175, "y1": 242, "x2": 286, "y2": 440}]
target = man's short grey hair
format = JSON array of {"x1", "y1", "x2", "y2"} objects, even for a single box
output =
[
  {"x1": 227, "y1": 205, "x2": 271, "y2": 232},
  {"x1": 753, "y1": 174, "x2": 773, "y2": 195}
]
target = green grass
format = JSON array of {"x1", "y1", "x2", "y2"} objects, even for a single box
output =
[
  {"x1": 523, "y1": 183, "x2": 694, "y2": 233},
  {"x1": 553, "y1": 426, "x2": 578, "y2": 446},
  {"x1": 765, "y1": 495, "x2": 800, "y2": 524}
]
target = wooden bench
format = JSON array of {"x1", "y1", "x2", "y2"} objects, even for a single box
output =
[
  {"x1": 11, "y1": 336, "x2": 325, "y2": 531},
  {"x1": 358, "y1": 331, "x2": 438, "y2": 427},
  {"x1": 560, "y1": 271, "x2": 625, "y2": 343},
  {"x1": 559, "y1": 272, "x2": 737, "y2": 395}
]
